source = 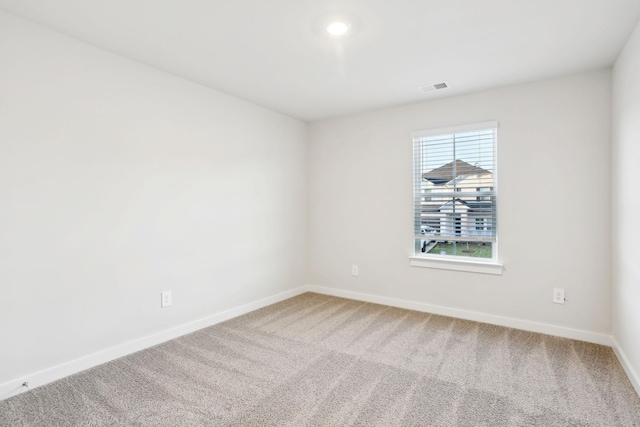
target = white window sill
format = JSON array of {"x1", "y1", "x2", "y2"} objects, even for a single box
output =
[{"x1": 409, "y1": 256, "x2": 504, "y2": 275}]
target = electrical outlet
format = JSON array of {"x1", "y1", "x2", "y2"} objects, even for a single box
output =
[
  {"x1": 161, "y1": 290, "x2": 172, "y2": 308},
  {"x1": 553, "y1": 288, "x2": 565, "y2": 304},
  {"x1": 352, "y1": 265, "x2": 359, "y2": 276}
]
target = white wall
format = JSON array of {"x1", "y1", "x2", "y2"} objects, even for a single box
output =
[
  {"x1": 309, "y1": 70, "x2": 612, "y2": 336},
  {"x1": 613, "y1": 20, "x2": 640, "y2": 390},
  {"x1": 1, "y1": 5, "x2": 629, "y2": 401},
  {"x1": 0, "y1": 11, "x2": 307, "y2": 389}
]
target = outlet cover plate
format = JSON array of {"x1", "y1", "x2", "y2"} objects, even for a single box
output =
[
  {"x1": 161, "y1": 290, "x2": 172, "y2": 308},
  {"x1": 553, "y1": 288, "x2": 565, "y2": 304}
]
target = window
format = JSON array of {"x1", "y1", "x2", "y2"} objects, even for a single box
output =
[{"x1": 412, "y1": 121, "x2": 498, "y2": 262}]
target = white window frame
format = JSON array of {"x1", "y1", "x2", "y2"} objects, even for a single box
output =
[{"x1": 409, "y1": 121, "x2": 503, "y2": 275}]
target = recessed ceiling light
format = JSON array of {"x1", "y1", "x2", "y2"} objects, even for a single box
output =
[{"x1": 326, "y1": 22, "x2": 349, "y2": 36}]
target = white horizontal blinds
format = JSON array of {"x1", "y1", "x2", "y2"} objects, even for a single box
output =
[{"x1": 413, "y1": 123, "x2": 497, "y2": 243}]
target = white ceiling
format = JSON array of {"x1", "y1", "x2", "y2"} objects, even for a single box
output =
[{"x1": 1, "y1": 0, "x2": 640, "y2": 121}]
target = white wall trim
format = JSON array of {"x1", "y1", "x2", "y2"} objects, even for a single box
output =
[
  {"x1": 307, "y1": 285, "x2": 613, "y2": 346},
  {"x1": 611, "y1": 338, "x2": 640, "y2": 397},
  {"x1": 0, "y1": 286, "x2": 308, "y2": 401},
  {"x1": 4, "y1": 285, "x2": 631, "y2": 403},
  {"x1": 409, "y1": 256, "x2": 504, "y2": 275}
]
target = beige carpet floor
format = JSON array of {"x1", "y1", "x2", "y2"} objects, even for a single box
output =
[{"x1": 1, "y1": 292, "x2": 639, "y2": 426}]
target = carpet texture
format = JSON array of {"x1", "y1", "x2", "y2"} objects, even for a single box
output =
[{"x1": 1, "y1": 292, "x2": 639, "y2": 426}]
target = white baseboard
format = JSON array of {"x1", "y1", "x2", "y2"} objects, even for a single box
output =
[
  {"x1": 0, "y1": 286, "x2": 308, "y2": 401},
  {"x1": 3, "y1": 284, "x2": 630, "y2": 403},
  {"x1": 308, "y1": 286, "x2": 640, "y2": 396},
  {"x1": 611, "y1": 338, "x2": 640, "y2": 397},
  {"x1": 306, "y1": 285, "x2": 613, "y2": 346}
]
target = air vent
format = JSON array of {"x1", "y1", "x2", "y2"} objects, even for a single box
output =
[{"x1": 419, "y1": 82, "x2": 449, "y2": 93}]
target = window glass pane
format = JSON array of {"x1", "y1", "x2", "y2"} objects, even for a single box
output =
[{"x1": 413, "y1": 124, "x2": 497, "y2": 260}]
